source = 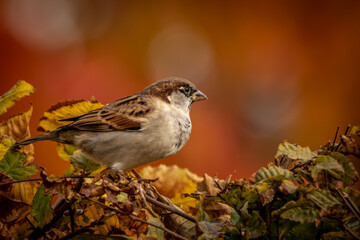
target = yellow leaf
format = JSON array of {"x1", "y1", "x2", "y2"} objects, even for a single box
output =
[
  {"x1": 0, "y1": 137, "x2": 15, "y2": 160},
  {"x1": 0, "y1": 80, "x2": 35, "y2": 115},
  {"x1": 0, "y1": 106, "x2": 34, "y2": 163},
  {"x1": 38, "y1": 99, "x2": 104, "y2": 132},
  {"x1": 0, "y1": 181, "x2": 40, "y2": 205},
  {"x1": 56, "y1": 143, "x2": 77, "y2": 161},
  {"x1": 140, "y1": 165, "x2": 202, "y2": 214}
]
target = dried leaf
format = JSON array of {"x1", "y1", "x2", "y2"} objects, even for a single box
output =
[
  {"x1": 311, "y1": 155, "x2": 344, "y2": 181},
  {"x1": 198, "y1": 220, "x2": 224, "y2": 239},
  {"x1": 329, "y1": 152, "x2": 358, "y2": 187},
  {"x1": 40, "y1": 169, "x2": 73, "y2": 198},
  {"x1": 0, "y1": 181, "x2": 40, "y2": 205},
  {"x1": 0, "y1": 80, "x2": 35, "y2": 115},
  {"x1": 146, "y1": 217, "x2": 165, "y2": 240},
  {"x1": 349, "y1": 125, "x2": 360, "y2": 136},
  {"x1": 340, "y1": 135, "x2": 360, "y2": 157},
  {"x1": 140, "y1": 165, "x2": 202, "y2": 214},
  {"x1": 254, "y1": 165, "x2": 293, "y2": 182},
  {"x1": 278, "y1": 180, "x2": 298, "y2": 194},
  {"x1": 0, "y1": 106, "x2": 34, "y2": 162},
  {"x1": 255, "y1": 181, "x2": 275, "y2": 206},
  {"x1": 275, "y1": 141, "x2": 317, "y2": 162}
]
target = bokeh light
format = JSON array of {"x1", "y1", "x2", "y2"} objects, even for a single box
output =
[{"x1": 0, "y1": 1, "x2": 359, "y2": 180}]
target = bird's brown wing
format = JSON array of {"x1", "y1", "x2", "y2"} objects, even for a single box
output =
[{"x1": 60, "y1": 94, "x2": 153, "y2": 132}]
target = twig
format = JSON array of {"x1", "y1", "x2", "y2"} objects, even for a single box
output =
[
  {"x1": 336, "y1": 189, "x2": 360, "y2": 222},
  {"x1": 59, "y1": 213, "x2": 115, "y2": 240},
  {"x1": 289, "y1": 161, "x2": 310, "y2": 171},
  {"x1": 68, "y1": 203, "x2": 75, "y2": 232},
  {"x1": 0, "y1": 175, "x2": 94, "y2": 187},
  {"x1": 344, "y1": 124, "x2": 351, "y2": 136},
  {"x1": 88, "y1": 199, "x2": 188, "y2": 240},
  {"x1": 332, "y1": 126, "x2": 340, "y2": 148},
  {"x1": 30, "y1": 175, "x2": 86, "y2": 239},
  {"x1": 343, "y1": 223, "x2": 360, "y2": 240},
  {"x1": 144, "y1": 194, "x2": 196, "y2": 222},
  {"x1": 334, "y1": 125, "x2": 351, "y2": 151}
]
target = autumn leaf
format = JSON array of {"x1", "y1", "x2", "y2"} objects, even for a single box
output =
[
  {"x1": 0, "y1": 151, "x2": 37, "y2": 180},
  {"x1": 0, "y1": 80, "x2": 35, "y2": 115},
  {"x1": 146, "y1": 217, "x2": 165, "y2": 240},
  {"x1": 0, "y1": 181, "x2": 40, "y2": 205},
  {"x1": 272, "y1": 200, "x2": 319, "y2": 224},
  {"x1": 349, "y1": 125, "x2": 360, "y2": 136},
  {"x1": 306, "y1": 189, "x2": 341, "y2": 211},
  {"x1": 275, "y1": 141, "x2": 317, "y2": 162},
  {"x1": 38, "y1": 99, "x2": 104, "y2": 132},
  {"x1": 140, "y1": 165, "x2": 202, "y2": 214},
  {"x1": 0, "y1": 137, "x2": 15, "y2": 160},
  {"x1": 329, "y1": 152, "x2": 358, "y2": 187},
  {"x1": 254, "y1": 165, "x2": 293, "y2": 182},
  {"x1": 56, "y1": 143, "x2": 77, "y2": 161},
  {"x1": 311, "y1": 155, "x2": 344, "y2": 181},
  {"x1": 31, "y1": 185, "x2": 53, "y2": 227},
  {"x1": 0, "y1": 181, "x2": 39, "y2": 225},
  {"x1": 0, "y1": 106, "x2": 34, "y2": 162}
]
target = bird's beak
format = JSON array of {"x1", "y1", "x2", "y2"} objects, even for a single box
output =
[{"x1": 192, "y1": 90, "x2": 208, "y2": 102}]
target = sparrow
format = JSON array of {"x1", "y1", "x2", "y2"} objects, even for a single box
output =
[{"x1": 15, "y1": 77, "x2": 207, "y2": 171}]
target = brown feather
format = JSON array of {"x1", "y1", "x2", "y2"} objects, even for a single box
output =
[{"x1": 62, "y1": 94, "x2": 153, "y2": 132}]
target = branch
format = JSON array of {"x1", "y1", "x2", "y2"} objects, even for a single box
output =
[
  {"x1": 0, "y1": 175, "x2": 94, "y2": 187},
  {"x1": 88, "y1": 199, "x2": 188, "y2": 240},
  {"x1": 59, "y1": 213, "x2": 116, "y2": 240},
  {"x1": 145, "y1": 194, "x2": 196, "y2": 222},
  {"x1": 336, "y1": 188, "x2": 360, "y2": 222}
]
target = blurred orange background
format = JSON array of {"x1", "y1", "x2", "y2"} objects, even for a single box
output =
[{"x1": 0, "y1": 1, "x2": 359, "y2": 179}]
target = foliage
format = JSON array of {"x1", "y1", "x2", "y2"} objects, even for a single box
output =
[{"x1": 0, "y1": 80, "x2": 359, "y2": 239}]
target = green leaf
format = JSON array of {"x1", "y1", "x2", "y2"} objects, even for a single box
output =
[
  {"x1": 0, "y1": 151, "x2": 37, "y2": 180},
  {"x1": 255, "y1": 165, "x2": 293, "y2": 182},
  {"x1": 275, "y1": 141, "x2": 317, "y2": 161},
  {"x1": 307, "y1": 189, "x2": 341, "y2": 211},
  {"x1": 329, "y1": 152, "x2": 358, "y2": 187},
  {"x1": 70, "y1": 150, "x2": 100, "y2": 172},
  {"x1": 311, "y1": 155, "x2": 344, "y2": 180},
  {"x1": 237, "y1": 209, "x2": 266, "y2": 238},
  {"x1": 31, "y1": 185, "x2": 52, "y2": 227},
  {"x1": 230, "y1": 207, "x2": 240, "y2": 225},
  {"x1": 280, "y1": 222, "x2": 317, "y2": 240},
  {"x1": 0, "y1": 80, "x2": 35, "y2": 115},
  {"x1": 207, "y1": 181, "x2": 258, "y2": 213},
  {"x1": 272, "y1": 200, "x2": 319, "y2": 224}
]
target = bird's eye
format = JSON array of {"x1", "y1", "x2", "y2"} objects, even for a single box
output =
[{"x1": 180, "y1": 85, "x2": 192, "y2": 96}]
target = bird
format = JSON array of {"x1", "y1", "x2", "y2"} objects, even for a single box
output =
[{"x1": 15, "y1": 77, "x2": 207, "y2": 171}]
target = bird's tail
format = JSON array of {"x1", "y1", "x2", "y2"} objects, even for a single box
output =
[{"x1": 14, "y1": 132, "x2": 59, "y2": 147}]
